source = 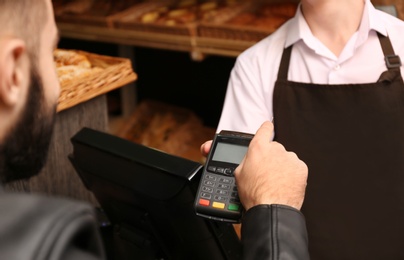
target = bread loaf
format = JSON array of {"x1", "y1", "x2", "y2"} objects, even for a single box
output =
[{"x1": 54, "y1": 49, "x2": 103, "y2": 85}]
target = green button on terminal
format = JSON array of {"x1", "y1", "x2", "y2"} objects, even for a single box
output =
[{"x1": 228, "y1": 204, "x2": 240, "y2": 211}]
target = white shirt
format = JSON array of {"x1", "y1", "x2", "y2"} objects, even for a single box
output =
[{"x1": 216, "y1": 0, "x2": 404, "y2": 134}]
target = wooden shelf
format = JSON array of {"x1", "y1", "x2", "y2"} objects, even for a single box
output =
[
  {"x1": 57, "y1": 22, "x2": 255, "y2": 59},
  {"x1": 59, "y1": 23, "x2": 195, "y2": 52}
]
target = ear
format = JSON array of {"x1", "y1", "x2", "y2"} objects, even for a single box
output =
[{"x1": 0, "y1": 38, "x2": 28, "y2": 107}]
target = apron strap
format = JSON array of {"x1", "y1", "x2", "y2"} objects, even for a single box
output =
[
  {"x1": 277, "y1": 45, "x2": 293, "y2": 81},
  {"x1": 377, "y1": 32, "x2": 402, "y2": 70}
]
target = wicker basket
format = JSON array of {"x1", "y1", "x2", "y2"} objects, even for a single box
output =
[
  {"x1": 197, "y1": 1, "x2": 298, "y2": 42},
  {"x1": 57, "y1": 50, "x2": 137, "y2": 112}
]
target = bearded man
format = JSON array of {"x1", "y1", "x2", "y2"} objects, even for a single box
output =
[{"x1": 0, "y1": 1, "x2": 105, "y2": 259}]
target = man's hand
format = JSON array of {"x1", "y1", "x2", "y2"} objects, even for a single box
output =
[{"x1": 234, "y1": 121, "x2": 308, "y2": 211}]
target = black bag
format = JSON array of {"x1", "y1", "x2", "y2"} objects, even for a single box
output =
[{"x1": 0, "y1": 191, "x2": 105, "y2": 260}]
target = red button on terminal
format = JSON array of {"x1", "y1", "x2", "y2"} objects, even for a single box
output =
[{"x1": 199, "y1": 199, "x2": 210, "y2": 206}]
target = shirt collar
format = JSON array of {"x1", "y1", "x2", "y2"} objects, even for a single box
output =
[
  {"x1": 284, "y1": 3, "x2": 303, "y2": 48},
  {"x1": 356, "y1": 0, "x2": 387, "y2": 46},
  {"x1": 364, "y1": 0, "x2": 388, "y2": 36},
  {"x1": 285, "y1": 0, "x2": 388, "y2": 49}
]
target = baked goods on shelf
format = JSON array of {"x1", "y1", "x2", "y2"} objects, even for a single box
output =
[
  {"x1": 199, "y1": 0, "x2": 246, "y2": 22},
  {"x1": 117, "y1": 99, "x2": 216, "y2": 163},
  {"x1": 53, "y1": 0, "x2": 95, "y2": 15},
  {"x1": 114, "y1": 0, "x2": 245, "y2": 36},
  {"x1": 197, "y1": 1, "x2": 298, "y2": 42},
  {"x1": 133, "y1": 0, "x2": 243, "y2": 25},
  {"x1": 52, "y1": 0, "x2": 143, "y2": 27},
  {"x1": 53, "y1": 0, "x2": 141, "y2": 16}
]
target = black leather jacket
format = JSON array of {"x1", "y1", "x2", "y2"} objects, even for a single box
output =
[
  {"x1": 241, "y1": 204, "x2": 310, "y2": 260},
  {"x1": 0, "y1": 189, "x2": 105, "y2": 260}
]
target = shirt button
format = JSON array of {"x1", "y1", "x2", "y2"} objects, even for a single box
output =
[{"x1": 334, "y1": 64, "x2": 341, "y2": 70}]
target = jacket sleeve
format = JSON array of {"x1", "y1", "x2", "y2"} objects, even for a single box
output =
[
  {"x1": 0, "y1": 192, "x2": 106, "y2": 260},
  {"x1": 241, "y1": 204, "x2": 310, "y2": 260}
]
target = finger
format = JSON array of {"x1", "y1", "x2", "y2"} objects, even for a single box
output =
[
  {"x1": 200, "y1": 140, "x2": 212, "y2": 157},
  {"x1": 234, "y1": 156, "x2": 245, "y2": 177},
  {"x1": 253, "y1": 121, "x2": 274, "y2": 143}
]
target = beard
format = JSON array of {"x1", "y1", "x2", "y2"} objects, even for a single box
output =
[{"x1": 0, "y1": 66, "x2": 57, "y2": 183}]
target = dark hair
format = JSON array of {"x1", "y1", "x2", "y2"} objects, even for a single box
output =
[{"x1": 0, "y1": 0, "x2": 48, "y2": 61}]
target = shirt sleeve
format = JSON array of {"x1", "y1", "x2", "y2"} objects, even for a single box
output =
[{"x1": 216, "y1": 53, "x2": 273, "y2": 134}]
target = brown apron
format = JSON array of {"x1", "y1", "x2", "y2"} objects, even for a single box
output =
[{"x1": 273, "y1": 33, "x2": 404, "y2": 260}]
